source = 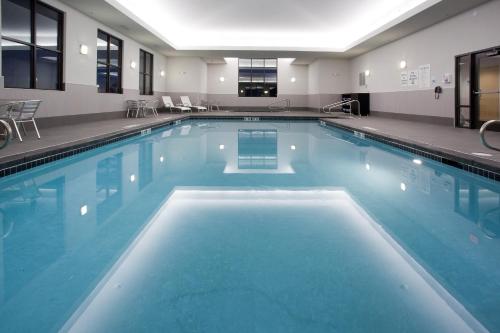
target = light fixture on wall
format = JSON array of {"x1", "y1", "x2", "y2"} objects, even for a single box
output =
[
  {"x1": 364, "y1": 70, "x2": 371, "y2": 77},
  {"x1": 400, "y1": 60, "x2": 407, "y2": 69},
  {"x1": 130, "y1": 174, "x2": 136, "y2": 182},
  {"x1": 130, "y1": 61, "x2": 137, "y2": 69},
  {"x1": 290, "y1": 77, "x2": 296, "y2": 83},
  {"x1": 160, "y1": 70, "x2": 165, "y2": 77},
  {"x1": 80, "y1": 44, "x2": 88, "y2": 55},
  {"x1": 219, "y1": 76, "x2": 225, "y2": 82}
]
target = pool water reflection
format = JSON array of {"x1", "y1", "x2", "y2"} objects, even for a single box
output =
[{"x1": 0, "y1": 120, "x2": 499, "y2": 332}]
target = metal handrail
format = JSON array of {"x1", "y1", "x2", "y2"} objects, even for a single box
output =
[
  {"x1": 0, "y1": 119, "x2": 13, "y2": 149},
  {"x1": 480, "y1": 120, "x2": 500, "y2": 151},
  {"x1": 321, "y1": 100, "x2": 362, "y2": 118},
  {"x1": 268, "y1": 98, "x2": 290, "y2": 111}
]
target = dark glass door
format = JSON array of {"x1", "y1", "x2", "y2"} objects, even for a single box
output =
[
  {"x1": 475, "y1": 49, "x2": 500, "y2": 126},
  {"x1": 456, "y1": 55, "x2": 472, "y2": 128}
]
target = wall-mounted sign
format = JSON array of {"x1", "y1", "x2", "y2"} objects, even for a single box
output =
[
  {"x1": 400, "y1": 71, "x2": 408, "y2": 87},
  {"x1": 408, "y1": 69, "x2": 419, "y2": 87},
  {"x1": 419, "y1": 64, "x2": 431, "y2": 89}
]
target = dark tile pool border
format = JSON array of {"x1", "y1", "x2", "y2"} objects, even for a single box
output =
[
  {"x1": 2, "y1": 114, "x2": 500, "y2": 182},
  {"x1": 321, "y1": 119, "x2": 500, "y2": 182}
]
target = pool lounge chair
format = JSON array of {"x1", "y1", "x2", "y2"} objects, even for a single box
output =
[
  {"x1": 6, "y1": 100, "x2": 42, "y2": 142},
  {"x1": 162, "y1": 96, "x2": 191, "y2": 113},
  {"x1": 180, "y1": 96, "x2": 207, "y2": 112}
]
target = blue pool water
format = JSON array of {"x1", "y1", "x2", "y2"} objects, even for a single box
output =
[{"x1": 0, "y1": 120, "x2": 499, "y2": 332}]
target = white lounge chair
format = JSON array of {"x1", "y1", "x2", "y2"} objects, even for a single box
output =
[
  {"x1": 180, "y1": 96, "x2": 207, "y2": 112},
  {"x1": 162, "y1": 96, "x2": 191, "y2": 113},
  {"x1": 6, "y1": 100, "x2": 42, "y2": 142}
]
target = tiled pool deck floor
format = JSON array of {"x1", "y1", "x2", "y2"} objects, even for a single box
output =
[
  {"x1": 325, "y1": 117, "x2": 500, "y2": 170},
  {"x1": 1, "y1": 110, "x2": 500, "y2": 177}
]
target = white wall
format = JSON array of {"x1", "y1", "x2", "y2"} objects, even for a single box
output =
[
  {"x1": 204, "y1": 57, "x2": 353, "y2": 109},
  {"x1": 45, "y1": 0, "x2": 168, "y2": 93},
  {"x1": 0, "y1": 0, "x2": 169, "y2": 118},
  {"x1": 165, "y1": 57, "x2": 207, "y2": 94},
  {"x1": 207, "y1": 58, "x2": 309, "y2": 96},
  {"x1": 350, "y1": 0, "x2": 500, "y2": 95},
  {"x1": 308, "y1": 59, "x2": 351, "y2": 95},
  {"x1": 206, "y1": 58, "x2": 310, "y2": 108}
]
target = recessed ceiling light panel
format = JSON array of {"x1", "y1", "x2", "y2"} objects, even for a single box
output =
[{"x1": 106, "y1": 0, "x2": 442, "y2": 52}]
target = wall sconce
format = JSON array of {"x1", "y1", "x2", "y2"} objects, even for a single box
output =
[
  {"x1": 130, "y1": 61, "x2": 137, "y2": 69},
  {"x1": 130, "y1": 174, "x2": 136, "y2": 182},
  {"x1": 160, "y1": 70, "x2": 165, "y2": 77},
  {"x1": 80, "y1": 205, "x2": 88, "y2": 216},
  {"x1": 219, "y1": 76, "x2": 225, "y2": 82},
  {"x1": 400, "y1": 60, "x2": 407, "y2": 69},
  {"x1": 290, "y1": 77, "x2": 296, "y2": 83},
  {"x1": 364, "y1": 70, "x2": 371, "y2": 77},
  {"x1": 80, "y1": 44, "x2": 88, "y2": 55}
]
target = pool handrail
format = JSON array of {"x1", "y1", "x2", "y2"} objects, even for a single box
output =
[
  {"x1": 268, "y1": 98, "x2": 290, "y2": 112},
  {"x1": 480, "y1": 119, "x2": 500, "y2": 151},
  {"x1": 321, "y1": 99, "x2": 361, "y2": 118}
]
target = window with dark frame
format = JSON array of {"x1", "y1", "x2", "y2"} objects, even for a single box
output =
[
  {"x1": 1, "y1": 0, "x2": 64, "y2": 90},
  {"x1": 97, "y1": 30, "x2": 122, "y2": 94},
  {"x1": 238, "y1": 58, "x2": 277, "y2": 97},
  {"x1": 139, "y1": 49, "x2": 153, "y2": 95}
]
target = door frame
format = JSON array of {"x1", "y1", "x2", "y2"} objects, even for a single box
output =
[{"x1": 455, "y1": 45, "x2": 500, "y2": 129}]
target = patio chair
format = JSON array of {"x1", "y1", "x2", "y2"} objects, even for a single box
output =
[
  {"x1": 180, "y1": 96, "x2": 207, "y2": 112},
  {"x1": 162, "y1": 96, "x2": 191, "y2": 113},
  {"x1": 209, "y1": 100, "x2": 222, "y2": 111},
  {"x1": 126, "y1": 100, "x2": 141, "y2": 118},
  {"x1": 9, "y1": 100, "x2": 42, "y2": 142},
  {"x1": 143, "y1": 99, "x2": 159, "y2": 117}
]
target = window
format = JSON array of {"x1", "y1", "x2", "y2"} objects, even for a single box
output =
[
  {"x1": 97, "y1": 30, "x2": 122, "y2": 93},
  {"x1": 1, "y1": 0, "x2": 64, "y2": 90},
  {"x1": 139, "y1": 49, "x2": 153, "y2": 95},
  {"x1": 238, "y1": 58, "x2": 277, "y2": 97}
]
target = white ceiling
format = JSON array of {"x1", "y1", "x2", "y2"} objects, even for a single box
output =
[
  {"x1": 59, "y1": 0, "x2": 492, "y2": 60},
  {"x1": 106, "y1": 0, "x2": 441, "y2": 52}
]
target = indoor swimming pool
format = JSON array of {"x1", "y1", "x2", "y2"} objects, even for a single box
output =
[{"x1": 0, "y1": 120, "x2": 499, "y2": 332}]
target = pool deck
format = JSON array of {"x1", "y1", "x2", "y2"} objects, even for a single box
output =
[
  {"x1": 324, "y1": 117, "x2": 500, "y2": 171},
  {"x1": 1, "y1": 110, "x2": 500, "y2": 178}
]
